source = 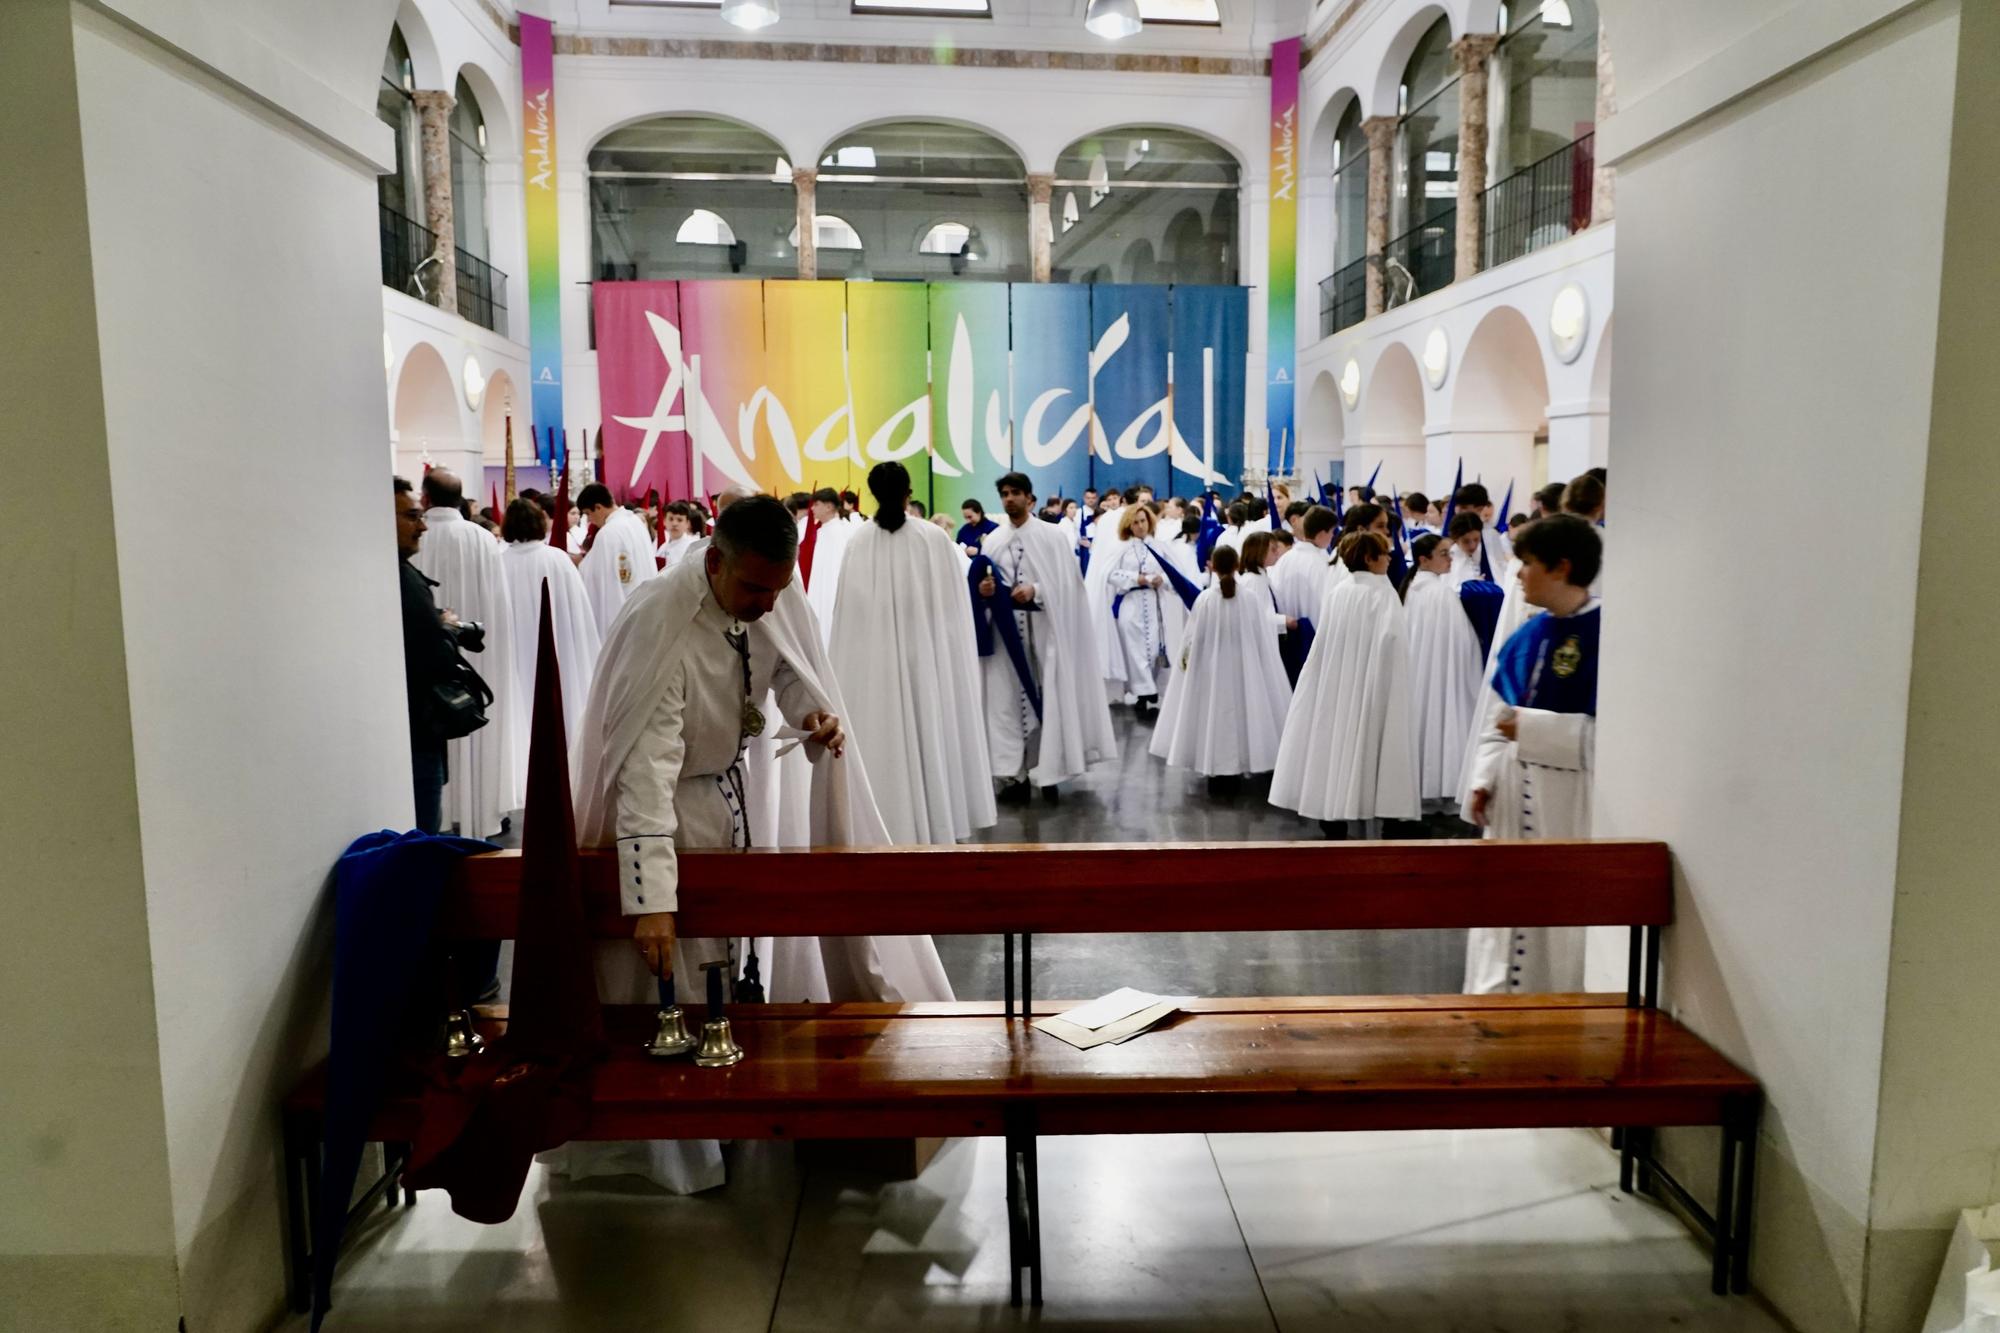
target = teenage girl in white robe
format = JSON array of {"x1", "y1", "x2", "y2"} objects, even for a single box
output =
[
  {"x1": 1105, "y1": 505, "x2": 1173, "y2": 717},
  {"x1": 1151, "y1": 545, "x2": 1292, "y2": 783},
  {"x1": 1401, "y1": 533, "x2": 1482, "y2": 813}
]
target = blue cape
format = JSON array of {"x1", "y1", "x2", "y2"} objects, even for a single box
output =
[{"x1": 967, "y1": 553, "x2": 1042, "y2": 720}]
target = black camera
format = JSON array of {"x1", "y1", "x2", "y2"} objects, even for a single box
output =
[{"x1": 444, "y1": 619, "x2": 486, "y2": 653}]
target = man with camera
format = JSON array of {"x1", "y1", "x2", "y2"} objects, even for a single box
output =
[{"x1": 397, "y1": 478, "x2": 462, "y2": 833}]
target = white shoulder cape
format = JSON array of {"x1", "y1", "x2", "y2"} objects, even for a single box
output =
[
  {"x1": 577, "y1": 509, "x2": 658, "y2": 639},
  {"x1": 1151, "y1": 581, "x2": 1292, "y2": 777},
  {"x1": 499, "y1": 540, "x2": 600, "y2": 793},
  {"x1": 410, "y1": 509, "x2": 518, "y2": 835},
  {"x1": 982, "y1": 517, "x2": 1117, "y2": 784},
  {"x1": 1403, "y1": 569, "x2": 1482, "y2": 805}
]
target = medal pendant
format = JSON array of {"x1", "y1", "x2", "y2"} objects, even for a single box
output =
[{"x1": 741, "y1": 701, "x2": 766, "y2": 737}]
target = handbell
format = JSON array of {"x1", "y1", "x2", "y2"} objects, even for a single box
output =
[
  {"x1": 647, "y1": 976, "x2": 697, "y2": 1057},
  {"x1": 692, "y1": 959, "x2": 745, "y2": 1068},
  {"x1": 442, "y1": 1008, "x2": 484, "y2": 1060}
]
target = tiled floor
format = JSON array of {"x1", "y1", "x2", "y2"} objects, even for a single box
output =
[
  {"x1": 298, "y1": 1128, "x2": 1787, "y2": 1331},
  {"x1": 322, "y1": 712, "x2": 1790, "y2": 1330}
]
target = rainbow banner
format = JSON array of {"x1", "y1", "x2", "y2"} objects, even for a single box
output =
[
  {"x1": 593, "y1": 280, "x2": 1249, "y2": 508},
  {"x1": 520, "y1": 15, "x2": 564, "y2": 463},
  {"x1": 1266, "y1": 35, "x2": 1301, "y2": 477}
]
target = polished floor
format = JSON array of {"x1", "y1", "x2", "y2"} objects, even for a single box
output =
[{"x1": 321, "y1": 711, "x2": 1790, "y2": 1331}]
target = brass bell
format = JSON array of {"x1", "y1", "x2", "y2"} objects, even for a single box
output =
[
  {"x1": 442, "y1": 1008, "x2": 484, "y2": 1060},
  {"x1": 647, "y1": 975, "x2": 697, "y2": 1057},
  {"x1": 692, "y1": 959, "x2": 745, "y2": 1068}
]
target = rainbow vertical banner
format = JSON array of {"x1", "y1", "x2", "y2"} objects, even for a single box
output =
[
  {"x1": 1265, "y1": 35, "x2": 1301, "y2": 477},
  {"x1": 520, "y1": 15, "x2": 564, "y2": 463}
]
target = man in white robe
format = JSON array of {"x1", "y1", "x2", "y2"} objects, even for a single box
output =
[
  {"x1": 1269, "y1": 534, "x2": 1419, "y2": 833},
  {"x1": 802, "y1": 488, "x2": 853, "y2": 650},
  {"x1": 498, "y1": 499, "x2": 600, "y2": 797},
  {"x1": 576, "y1": 482, "x2": 657, "y2": 637},
  {"x1": 561, "y1": 497, "x2": 952, "y2": 1190},
  {"x1": 978, "y1": 473, "x2": 1116, "y2": 802},
  {"x1": 830, "y1": 462, "x2": 997, "y2": 845},
  {"x1": 409, "y1": 470, "x2": 518, "y2": 837}
]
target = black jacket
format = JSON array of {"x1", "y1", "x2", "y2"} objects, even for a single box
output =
[{"x1": 400, "y1": 558, "x2": 458, "y2": 750}]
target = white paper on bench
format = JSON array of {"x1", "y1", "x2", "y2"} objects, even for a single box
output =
[{"x1": 1057, "y1": 988, "x2": 1171, "y2": 1032}]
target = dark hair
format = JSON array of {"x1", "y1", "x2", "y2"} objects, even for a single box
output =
[
  {"x1": 1123, "y1": 486, "x2": 1142, "y2": 504},
  {"x1": 1411, "y1": 532, "x2": 1444, "y2": 564},
  {"x1": 1284, "y1": 501, "x2": 1310, "y2": 520},
  {"x1": 576, "y1": 482, "x2": 613, "y2": 511},
  {"x1": 1341, "y1": 501, "x2": 1385, "y2": 534},
  {"x1": 1303, "y1": 505, "x2": 1338, "y2": 541},
  {"x1": 712, "y1": 493, "x2": 798, "y2": 565},
  {"x1": 1226, "y1": 501, "x2": 1249, "y2": 526},
  {"x1": 839, "y1": 489, "x2": 859, "y2": 510},
  {"x1": 868, "y1": 461, "x2": 913, "y2": 532},
  {"x1": 811, "y1": 487, "x2": 840, "y2": 507},
  {"x1": 909, "y1": 499, "x2": 928, "y2": 518},
  {"x1": 1403, "y1": 490, "x2": 1429, "y2": 515},
  {"x1": 1454, "y1": 482, "x2": 1491, "y2": 509},
  {"x1": 1586, "y1": 466, "x2": 1607, "y2": 484},
  {"x1": 961, "y1": 498, "x2": 986, "y2": 518},
  {"x1": 1179, "y1": 514, "x2": 1202, "y2": 540},
  {"x1": 421, "y1": 470, "x2": 464, "y2": 508},
  {"x1": 1449, "y1": 511, "x2": 1485, "y2": 539},
  {"x1": 1272, "y1": 530, "x2": 1295, "y2": 547},
  {"x1": 1240, "y1": 530, "x2": 1277, "y2": 571},
  {"x1": 393, "y1": 476, "x2": 413, "y2": 496},
  {"x1": 1349, "y1": 484, "x2": 1375, "y2": 503},
  {"x1": 1339, "y1": 530, "x2": 1390, "y2": 572},
  {"x1": 1210, "y1": 544, "x2": 1240, "y2": 598},
  {"x1": 502, "y1": 497, "x2": 548, "y2": 542},
  {"x1": 1245, "y1": 495, "x2": 1268, "y2": 521},
  {"x1": 1563, "y1": 472, "x2": 1607, "y2": 517},
  {"x1": 784, "y1": 491, "x2": 812, "y2": 515},
  {"x1": 997, "y1": 471, "x2": 1033, "y2": 498},
  {"x1": 1512, "y1": 513, "x2": 1602, "y2": 587},
  {"x1": 1535, "y1": 482, "x2": 1567, "y2": 514}
]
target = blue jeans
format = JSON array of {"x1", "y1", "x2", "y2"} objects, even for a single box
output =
[{"x1": 412, "y1": 744, "x2": 446, "y2": 835}]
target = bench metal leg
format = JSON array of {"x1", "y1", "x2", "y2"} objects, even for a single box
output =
[
  {"x1": 1003, "y1": 933, "x2": 1015, "y2": 1019},
  {"x1": 282, "y1": 1113, "x2": 313, "y2": 1314},
  {"x1": 1731, "y1": 1099, "x2": 1760, "y2": 1293},
  {"x1": 1003, "y1": 1108, "x2": 1043, "y2": 1308},
  {"x1": 1022, "y1": 933, "x2": 1033, "y2": 1014},
  {"x1": 1711, "y1": 1120, "x2": 1739, "y2": 1295}
]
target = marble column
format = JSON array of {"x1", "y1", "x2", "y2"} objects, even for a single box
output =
[
  {"x1": 1452, "y1": 34, "x2": 1500, "y2": 282},
  {"x1": 1027, "y1": 172, "x2": 1055, "y2": 283},
  {"x1": 793, "y1": 167, "x2": 817, "y2": 280},
  {"x1": 1361, "y1": 116, "x2": 1397, "y2": 317},
  {"x1": 1592, "y1": 22, "x2": 1617, "y2": 225},
  {"x1": 411, "y1": 90, "x2": 457, "y2": 314}
]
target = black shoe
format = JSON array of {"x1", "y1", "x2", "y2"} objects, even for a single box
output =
[
  {"x1": 997, "y1": 780, "x2": 1030, "y2": 806},
  {"x1": 1040, "y1": 785, "x2": 1060, "y2": 806},
  {"x1": 1319, "y1": 819, "x2": 1348, "y2": 840}
]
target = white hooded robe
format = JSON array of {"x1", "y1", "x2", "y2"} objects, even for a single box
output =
[
  {"x1": 410, "y1": 506, "x2": 518, "y2": 836},
  {"x1": 1403, "y1": 569, "x2": 1482, "y2": 809},
  {"x1": 498, "y1": 539, "x2": 600, "y2": 797},
  {"x1": 1150, "y1": 577, "x2": 1292, "y2": 777},
  {"x1": 578, "y1": 508, "x2": 658, "y2": 639}
]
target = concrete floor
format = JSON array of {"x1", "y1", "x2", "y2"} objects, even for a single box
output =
[{"x1": 320, "y1": 709, "x2": 1790, "y2": 1332}]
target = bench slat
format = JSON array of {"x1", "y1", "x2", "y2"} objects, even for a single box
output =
[
  {"x1": 305, "y1": 1002, "x2": 1751, "y2": 1141},
  {"x1": 446, "y1": 840, "x2": 1671, "y2": 939}
]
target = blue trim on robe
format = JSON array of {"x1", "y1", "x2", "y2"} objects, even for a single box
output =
[
  {"x1": 1492, "y1": 605, "x2": 1600, "y2": 715},
  {"x1": 1458, "y1": 579, "x2": 1506, "y2": 663},
  {"x1": 968, "y1": 554, "x2": 1043, "y2": 721}
]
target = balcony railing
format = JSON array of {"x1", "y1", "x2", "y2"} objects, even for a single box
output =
[
  {"x1": 1383, "y1": 206, "x2": 1455, "y2": 309},
  {"x1": 1483, "y1": 133, "x2": 1595, "y2": 271},
  {"x1": 380, "y1": 204, "x2": 509, "y2": 335},
  {"x1": 1319, "y1": 254, "x2": 1368, "y2": 338},
  {"x1": 455, "y1": 247, "x2": 508, "y2": 335}
]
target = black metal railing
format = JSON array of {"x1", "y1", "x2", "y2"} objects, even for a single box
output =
[
  {"x1": 455, "y1": 247, "x2": 508, "y2": 335},
  {"x1": 380, "y1": 204, "x2": 440, "y2": 302},
  {"x1": 1483, "y1": 132, "x2": 1595, "y2": 270},
  {"x1": 1383, "y1": 205, "x2": 1455, "y2": 308},
  {"x1": 1319, "y1": 254, "x2": 1368, "y2": 338}
]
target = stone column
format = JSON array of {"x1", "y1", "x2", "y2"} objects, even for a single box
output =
[
  {"x1": 1361, "y1": 116, "x2": 1397, "y2": 317},
  {"x1": 1592, "y1": 22, "x2": 1616, "y2": 225},
  {"x1": 1027, "y1": 172, "x2": 1055, "y2": 283},
  {"x1": 793, "y1": 167, "x2": 817, "y2": 279},
  {"x1": 411, "y1": 90, "x2": 457, "y2": 313},
  {"x1": 1452, "y1": 33, "x2": 1501, "y2": 282}
]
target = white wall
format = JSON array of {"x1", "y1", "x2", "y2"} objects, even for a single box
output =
[
  {"x1": 60, "y1": 3, "x2": 413, "y2": 1329},
  {"x1": 1592, "y1": 2, "x2": 1960, "y2": 1329}
]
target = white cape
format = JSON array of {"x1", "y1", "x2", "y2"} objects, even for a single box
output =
[
  {"x1": 1403, "y1": 569, "x2": 1482, "y2": 806},
  {"x1": 1080, "y1": 509, "x2": 1128, "y2": 689},
  {"x1": 1151, "y1": 580, "x2": 1292, "y2": 776},
  {"x1": 498, "y1": 540, "x2": 600, "y2": 794},
  {"x1": 980, "y1": 517, "x2": 1117, "y2": 787},
  {"x1": 829, "y1": 518, "x2": 997, "y2": 844},
  {"x1": 410, "y1": 507, "x2": 518, "y2": 836},
  {"x1": 803, "y1": 517, "x2": 854, "y2": 651},
  {"x1": 1454, "y1": 556, "x2": 1537, "y2": 812},
  {"x1": 1268, "y1": 570, "x2": 1420, "y2": 821},
  {"x1": 577, "y1": 508, "x2": 658, "y2": 639}
]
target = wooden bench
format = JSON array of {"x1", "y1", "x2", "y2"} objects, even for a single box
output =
[{"x1": 283, "y1": 839, "x2": 1759, "y2": 1311}]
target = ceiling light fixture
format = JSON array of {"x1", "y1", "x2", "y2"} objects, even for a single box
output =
[
  {"x1": 721, "y1": 0, "x2": 779, "y2": 31},
  {"x1": 1085, "y1": 0, "x2": 1142, "y2": 40}
]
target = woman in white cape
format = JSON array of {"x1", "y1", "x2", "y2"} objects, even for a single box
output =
[
  {"x1": 1268, "y1": 530, "x2": 1420, "y2": 832},
  {"x1": 1401, "y1": 533, "x2": 1482, "y2": 813},
  {"x1": 829, "y1": 462, "x2": 997, "y2": 845},
  {"x1": 497, "y1": 499, "x2": 601, "y2": 790},
  {"x1": 1103, "y1": 505, "x2": 1182, "y2": 718},
  {"x1": 1151, "y1": 545, "x2": 1291, "y2": 781}
]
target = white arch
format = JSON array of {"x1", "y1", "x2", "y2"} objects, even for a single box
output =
[
  {"x1": 481, "y1": 370, "x2": 519, "y2": 466},
  {"x1": 392, "y1": 341, "x2": 463, "y2": 468},
  {"x1": 451, "y1": 60, "x2": 516, "y2": 158},
  {"x1": 389, "y1": 0, "x2": 447, "y2": 91},
  {"x1": 1305, "y1": 87, "x2": 1363, "y2": 176},
  {"x1": 1369, "y1": 5, "x2": 1455, "y2": 118},
  {"x1": 814, "y1": 117, "x2": 1031, "y2": 177},
  {"x1": 1452, "y1": 304, "x2": 1551, "y2": 431},
  {"x1": 1055, "y1": 122, "x2": 1245, "y2": 174},
  {"x1": 1356, "y1": 340, "x2": 1428, "y2": 494},
  {"x1": 1299, "y1": 369, "x2": 1345, "y2": 485},
  {"x1": 584, "y1": 111, "x2": 790, "y2": 167},
  {"x1": 1589, "y1": 311, "x2": 1614, "y2": 404}
]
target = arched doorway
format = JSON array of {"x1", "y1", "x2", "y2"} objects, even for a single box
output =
[
  {"x1": 1444, "y1": 305, "x2": 1550, "y2": 504},
  {"x1": 392, "y1": 341, "x2": 467, "y2": 483},
  {"x1": 1357, "y1": 341, "x2": 1427, "y2": 496},
  {"x1": 1299, "y1": 369, "x2": 1345, "y2": 492}
]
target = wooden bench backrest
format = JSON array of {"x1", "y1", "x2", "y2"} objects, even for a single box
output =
[{"x1": 444, "y1": 840, "x2": 1670, "y2": 940}]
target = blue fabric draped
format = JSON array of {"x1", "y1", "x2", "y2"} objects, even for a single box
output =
[
  {"x1": 1280, "y1": 615, "x2": 1315, "y2": 685},
  {"x1": 1492, "y1": 606, "x2": 1601, "y2": 715},
  {"x1": 956, "y1": 517, "x2": 997, "y2": 548},
  {"x1": 1143, "y1": 542, "x2": 1202, "y2": 610},
  {"x1": 1458, "y1": 579, "x2": 1506, "y2": 663},
  {"x1": 314, "y1": 828, "x2": 495, "y2": 1327},
  {"x1": 968, "y1": 553, "x2": 1042, "y2": 721},
  {"x1": 1194, "y1": 509, "x2": 1224, "y2": 572}
]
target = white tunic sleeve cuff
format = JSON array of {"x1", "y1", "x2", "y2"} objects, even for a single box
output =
[
  {"x1": 616, "y1": 834, "x2": 678, "y2": 915},
  {"x1": 1512, "y1": 708, "x2": 1594, "y2": 772}
]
